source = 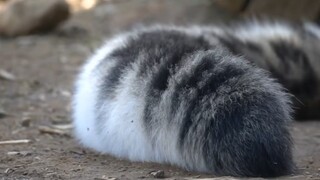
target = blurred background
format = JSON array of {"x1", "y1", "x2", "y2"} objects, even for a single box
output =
[
  {"x1": 2, "y1": 0, "x2": 320, "y2": 37},
  {"x1": 0, "y1": 0, "x2": 320, "y2": 179}
]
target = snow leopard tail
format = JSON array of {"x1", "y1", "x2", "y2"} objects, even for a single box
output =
[{"x1": 73, "y1": 28, "x2": 295, "y2": 177}]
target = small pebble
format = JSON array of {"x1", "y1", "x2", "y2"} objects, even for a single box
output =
[
  {"x1": 7, "y1": 151, "x2": 32, "y2": 156},
  {"x1": 95, "y1": 176, "x2": 118, "y2": 180},
  {"x1": 21, "y1": 117, "x2": 31, "y2": 127},
  {"x1": 0, "y1": 109, "x2": 8, "y2": 119},
  {"x1": 4, "y1": 168, "x2": 14, "y2": 174},
  {"x1": 150, "y1": 170, "x2": 165, "y2": 179},
  {"x1": 0, "y1": 69, "x2": 16, "y2": 81}
]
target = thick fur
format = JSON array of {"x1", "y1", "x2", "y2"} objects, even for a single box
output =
[
  {"x1": 213, "y1": 21, "x2": 320, "y2": 119},
  {"x1": 73, "y1": 24, "x2": 298, "y2": 177}
]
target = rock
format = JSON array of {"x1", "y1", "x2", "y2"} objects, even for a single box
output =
[
  {"x1": 4, "y1": 168, "x2": 14, "y2": 174},
  {"x1": 184, "y1": 177, "x2": 239, "y2": 180},
  {"x1": 150, "y1": 170, "x2": 165, "y2": 179},
  {"x1": 0, "y1": 1, "x2": 6, "y2": 12},
  {"x1": 7, "y1": 151, "x2": 32, "y2": 156},
  {"x1": 0, "y1": 109, "x2": 8, "y2": 119},
  {"x1": 0, "y1": 69, "x2": 16, "y2": 81},
  {"x1": 0, "y1": 0, "x2": 70, "y2": 36},
  {"x1": 94, "y1": 176, "x2": 118, "y2": 180},
  {"x1": 21, "y1": 117, "x2": 31, "y2": 127}
]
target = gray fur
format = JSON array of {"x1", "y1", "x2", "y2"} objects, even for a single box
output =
[
  {"x1": 211, "y1": 21, "x2": 320, "y2": 119},
  {"x1": 73, "y1": 24, "x2": 299, "y2": 177}
]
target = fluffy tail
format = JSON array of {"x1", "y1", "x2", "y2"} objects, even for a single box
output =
[
  {"x1": 73, "y1": 29, "x2": 295, "y2": 177},
  {"x1": 144, "y1": 49, "x2": 295, "y2": 177}
]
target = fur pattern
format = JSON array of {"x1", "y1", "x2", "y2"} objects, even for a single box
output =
[
  {"x1": 213, "y1": 21, "x2": 320, "y2": 119},
  {"x1": 71, "y1": 23, "x2": 307, "y2": 177}
]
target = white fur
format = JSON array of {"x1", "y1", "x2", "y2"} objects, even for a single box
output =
[
  {"x1": 73, "y1": 33, "x2": 177, "y2": 163},
  {"x1": 235, "y1": 22, "x2": 295, "y2": 42},
  {"x1": 73, "y1": 34, "x2": 129, "y2": 152},
  {"x1": 72, "y1": 29, "x2": 209, "y2": 168},
  {"x1": 304, "y1": 23, "x2": 320, "y2": 38},
  {"x1": 72, "y1": 26, "x2": 243, "y2": 170},
  {"x1": 96, "y1": 60, "x2": 155, "y2": 161}
]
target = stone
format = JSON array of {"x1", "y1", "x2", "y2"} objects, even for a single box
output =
[
  {"x1": 0, "y1": 0, "x2": 70, "y2": 36},
  {"x1": 150, "y1": 170, "x2": 165, "y2": 179}
]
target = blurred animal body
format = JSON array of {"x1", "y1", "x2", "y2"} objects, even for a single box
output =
[{"x1": 72, "y1": 21, "x2": 320, "y2": 177}]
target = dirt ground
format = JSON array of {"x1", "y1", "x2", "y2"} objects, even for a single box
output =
[{"x1": 0, "y1": 0, "x2": 319, "y2": 179}]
